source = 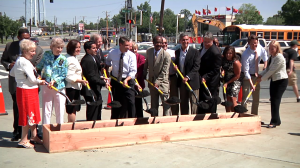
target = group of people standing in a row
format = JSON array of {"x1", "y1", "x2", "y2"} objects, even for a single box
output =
[{"x1": 1, "y1": 28, "x2": 299, "y2": 149}]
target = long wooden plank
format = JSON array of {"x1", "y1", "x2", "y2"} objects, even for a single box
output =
[
  {"x1": 46, "y1": 113, "x2": 242, "y2": 132},
  {"x1": 45, "y1": 115, "x2": 261, "y2": 153}
]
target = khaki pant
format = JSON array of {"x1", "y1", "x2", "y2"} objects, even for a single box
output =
[
  {"x1": 180, "y1": 84, "x2": 199, "y2": 115},
  {"x1": 169, "y1": 75, "x2": 179, "y2": 115},
  {"x1": 287, "y1": 69, "x2": 297, "y2": 86},
  {"x1": 242, "y1": 76, "x2": 260, "y2": 115}
]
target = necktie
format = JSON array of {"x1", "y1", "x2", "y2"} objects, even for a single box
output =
[
  {"x1": 255, "y1": 51, "x2": 259, "y2": 77},
  {"x1": 118, "y1": 53, "x2": 124, "y2": 81}
]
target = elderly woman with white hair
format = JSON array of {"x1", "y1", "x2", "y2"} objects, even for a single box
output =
[
  {"x1": 10, "y1": 39, "x2": 46, "y2": 148},
  {"x1": 36, "y1": 37, "x2": 68, "y2": 125}
]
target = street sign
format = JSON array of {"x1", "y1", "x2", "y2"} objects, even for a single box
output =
[{"x1": 122, "y1": 10, "x2": 130, "y2": 13}]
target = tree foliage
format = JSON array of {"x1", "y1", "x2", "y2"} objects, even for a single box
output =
[
  {"x1": 279, "y1": 0, "x2": 300, "y2": 25},
  {"x1": 180, "y1": 9, "x2": 192, "y2": 31},
  {"x1": 264, "y1": 15, "x2": 284, "y2": 25},
  {"x1": 234, "y1": 3, "x2": 263, "y2": 24}
]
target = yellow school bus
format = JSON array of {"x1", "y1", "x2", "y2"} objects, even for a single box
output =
[{"x1": 222, "y1": 25, "x2": 300, "y2": 55}]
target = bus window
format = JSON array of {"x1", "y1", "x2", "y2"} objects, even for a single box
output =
[
  {"x1": 278, "y1": 32, "x2": 284, "y2": 39},
  {"x1": 241, "y1": 32, "x2": 248, "y2": 38},
  {"x1": 250, "y1": 31, "x2": 256, "y2": 35},
  {"x1": 294, "y1": 32, "x2": 298, "y2": 40},
  {"x1": 264, "y1": 32, "x2": 270, "y2": 40},
  {"x1": 271, "y1": 32, "x2": 277, "y2": 39},
  {"x1": 298, "y1": 32, "x2": 300, "y2": 40},
  {"x1": 257, "y1": 32, "x2": 263, "y2": 38},
  {"x1": 288, "y1": 32, "x2": 293, "y2": 40}
]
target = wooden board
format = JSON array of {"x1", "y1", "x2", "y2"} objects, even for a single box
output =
[{"x1": 43, "y1": 112, "x2": 261, "y2": 153}]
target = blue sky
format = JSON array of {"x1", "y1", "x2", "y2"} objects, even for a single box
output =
[{"x1": 0, "y1": 0, "x2": 286, "y2": 24}]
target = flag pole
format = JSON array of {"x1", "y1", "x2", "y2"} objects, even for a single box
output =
[{"x1": 207, "y1": 5, "x2": 208, "y2": 16}]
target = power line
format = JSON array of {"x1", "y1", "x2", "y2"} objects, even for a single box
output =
[{"x1": 47, "y1": 1, "x2": 123, "y2": 10}]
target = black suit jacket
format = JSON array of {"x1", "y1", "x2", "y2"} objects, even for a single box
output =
[
  {"x1": 199, "y1": 44, "x2": 222, "y2": 88},
  {"x1": 175, "y1": 47, "x2": 201, "y2": 90},
  {"x1": 1, "y1": 41, "x2": 43, "y2": 94},
  {"x1": 80, "y1": 54, "x2": 106, "y2": 97}
]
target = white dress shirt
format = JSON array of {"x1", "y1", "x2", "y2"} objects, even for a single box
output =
[
  {"x1": 241, "y1": 44, "x2": 268, "y2": 79},
  {"x1": 65, "y1": 54, "x2": 82, "y2": 90},
  {"x1": 106, "y1": 49, "x2": 137, "y2": 79}
]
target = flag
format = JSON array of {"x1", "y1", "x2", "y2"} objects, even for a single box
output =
[
  {"x1": 195, "y1": 10, "x2": 197, "y2": 14},
  {"x1": 198, "y1": 11, "x2": 201, "y2": 15},
  {"x1": 232, "y1": 8, "x2": 238, "y2": 13},
  {"x1": 214, "y1": 7, "x2": 217, "y2": 12},
  {"x1": 203, "y1": 9, "x2": 206, "y2": 15},
  {"x1": 208, "y1": 10, "x2": 211, "y2": 14},
  {"x1": 150, "y1": 14, "x2": 153, "y2": 23},
  {"x1": 226, "y1": 7, "x2": 231, "y2": 11}
]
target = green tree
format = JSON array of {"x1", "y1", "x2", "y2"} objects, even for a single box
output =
[
  {"x1": 0, "y1": 13, "x2": 12, "y2": 43},
  {"x1": 234, "y1": 3, "x2": 263, "y2": 24},
  {"x1": 279, "y1": 0, "x2": 300, "y2": 25},
  {"x1": 180, "y1": 9, "x2": 192, "y2": 32},
  {"x1": 11, "y1": 20, "x2": 22, "y2": 41},
  {"x1": 264, "y1": 15, "x2": 284, "y2": 25}
]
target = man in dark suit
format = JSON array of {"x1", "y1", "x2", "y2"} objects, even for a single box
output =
[
  {"x1": 174, "y1": 33, "x2": 201, "y2": 115},
  {"x1": 80, "y1": 41, "x2": 108, "y2": 121},
  {"x1": 198, "y1": 32, "x2": 222, "y2": 113},
  {"x1": 1, "y1": 28, "x2": 43, "y2": 141}
]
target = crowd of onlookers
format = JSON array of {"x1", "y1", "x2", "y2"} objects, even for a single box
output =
[{"x1": 1, "y1": 28, "x2": 299, "y2": 149}]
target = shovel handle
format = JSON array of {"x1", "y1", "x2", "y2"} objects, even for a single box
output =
[
  {"x1": 103, "y1": 69, "x2": 112, "y2": 92},
  {"x1": 245, "y1": 82, "x2": 257, "y2": 100},
  {"x1": 146, "y1": 79, "x2": 164, "y2": 95},
  {"x1": 134, "y1": 79, "x2": 143, "y2": 92},
  {"x1": 37, "y1": 76, "x2": 59, "y2": 92},
  {"x1": 82, "y1": 76, "x2": 91, "y2": 90},
  {"x1": 110, "y1": 76, "x2": 131, "y2": 89},
  {"x1": 223, "y1": 86, "x2": 226, "y2": 94},
  {"x1": 171, "y1": 61, "x2": 193, "y2": 92},
  {"x1": 202, "y1": 81, "x2": 212, "y2": 98}
]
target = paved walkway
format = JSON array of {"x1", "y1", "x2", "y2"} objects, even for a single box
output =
[{"x1": 0, "y1": 97, "x2": 300, "y2": 168}]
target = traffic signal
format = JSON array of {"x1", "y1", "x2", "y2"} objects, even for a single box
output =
[
  {"x1": 50, "y1": 0, "x2": 53, "y2": 3},
  {"x1": 127, "y1": 20, "x2": 133, "y2": 24}
]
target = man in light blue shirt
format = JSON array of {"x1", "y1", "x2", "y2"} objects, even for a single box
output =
[
  {"x1": 241, "y1": 35, "x2": 268, "y2": 115},
  {"x1": 106, "y1": 36, "x2": 137, "y2": 119}
]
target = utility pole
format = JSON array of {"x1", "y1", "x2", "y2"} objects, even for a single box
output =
[
  {"x1": 125, "y1": 0, "x2": 127, "y2": 35},
  {"x1": 34, "y1": 0, "x2": 37, "y2": 26},
  {"x1": 38, "y1": 0, "x2": 40, "y2": 25},
  {"x1": 159, "y1": 0, "x2": 165, "y2": 35},
  {"x1": 30, "y1": 0, "x2": 32, "y2": 28}
]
